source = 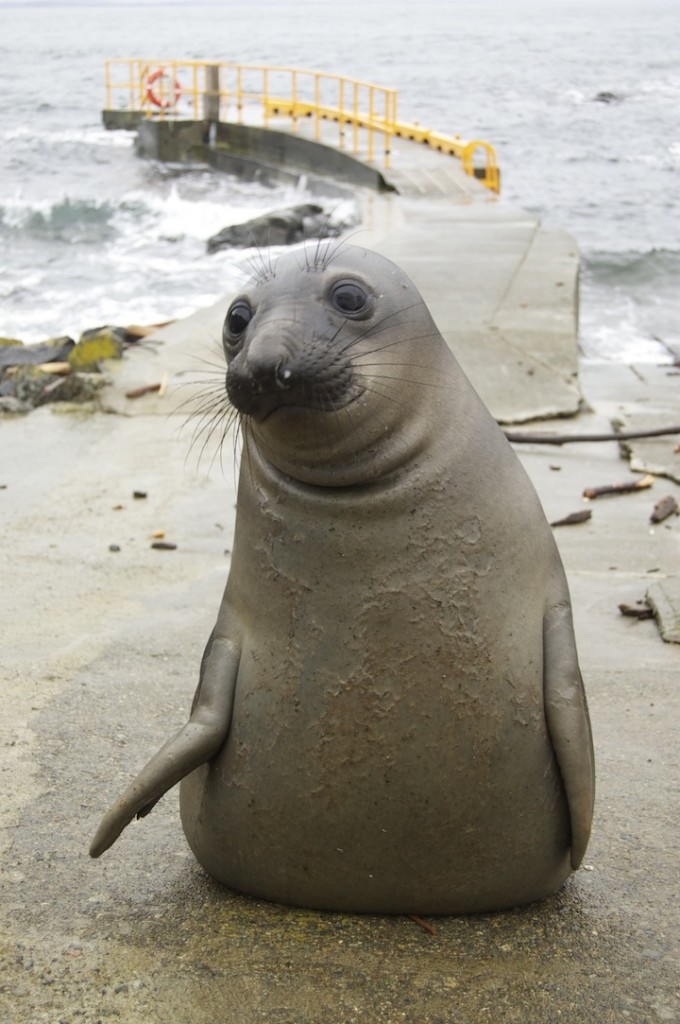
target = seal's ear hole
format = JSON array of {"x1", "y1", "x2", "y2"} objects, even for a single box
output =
[
  {"x1": 328, "y1": 280, "x2": 371, "y2": 317},
  {"x1": 224, "y1": 300, "x2": 253, "y2": 345}
]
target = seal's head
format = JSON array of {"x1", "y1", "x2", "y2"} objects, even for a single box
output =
[{"x1": 222, "y1": 244, "x2": 456, "y2": 486}]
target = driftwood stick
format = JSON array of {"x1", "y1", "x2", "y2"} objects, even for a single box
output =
[
  {"x1": 550, "y1": 509, "x2": 593, "y2": 527},
  {"x1": 504, "y1": 425, "x2": 680, "y2": 445},
  {"x1": 125, "y1": 382, "x2": 162, "y2": 399},
  {"x1": 583, "y1": 474, "x2": 654, "y2": 500},
  {"x1": 619, "y1": 602, "x2": 654, "y2": 620}
]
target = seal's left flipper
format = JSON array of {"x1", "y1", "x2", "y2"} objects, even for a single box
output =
[
  {"x1": 543, "y1": 600, "x2": 595, "y2": 869},
  {"x1": 89, "y1": 635, "x2": 240, "y2": 858}
]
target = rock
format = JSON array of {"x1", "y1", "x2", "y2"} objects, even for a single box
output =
[
  {"x1": 4, "y1": 366, "x2": 58, "y2": 406},
  {"x1": 2, "y1": 364, "x2": 105, "y2": 408},
  {"x1": 206, "y1": 203, "x2": 342, "y2": 254},
  {"x1": 36, "y1": 373, "x2": 105, "y2": 406},
  {"x1": 0, "y1": 337, "x2": 75, "y2": 369},
  {"x1": 67, "y1": 328, "x2": 125, "y2": 371},
  {"x1": 593, "y1": 91, "x2": 622, "y2": 104},
  {"x1": 650, "y1": 495, "x2": 679, "y2": 524},
  {"x1": 0, "y1": 396, "x2": 31, "y2": 415}
]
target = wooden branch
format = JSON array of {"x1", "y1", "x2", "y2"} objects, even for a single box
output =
[
  {"x1": 583, "y1": 474, "x2": 654, "y2": 500},
  {"x1": 550, "y1": 509, "x2": 593, "y2": 527},
  {"x1": 504, "y1": 425, "x2": 680, "y2": 446}
]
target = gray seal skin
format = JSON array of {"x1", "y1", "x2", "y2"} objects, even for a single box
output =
[{"x1": 90, "y1": 244, "x2": 595, "y2": 914}]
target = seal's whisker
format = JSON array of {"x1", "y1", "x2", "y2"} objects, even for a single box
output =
[
  {"x1": 317, "y1": 228, "x2": 365, "y2": 270},
  {"x1": 241, "y1": 416, "x2": 257, "y2": 490},
  {"x1": 354, "y1": 370, "x2": 446, "y2": 391},
  {"x1": 174, "y1": 386, "x2": 227, "y2": 426},
  {"x1": 230, "y1": 412, "x2": 244, "y2": 489},
  {"x1": 356, "y1": 382, "x2": 403, "y2": 406},
  {"x1": 187, "y1": 404, "x2": 234, "y2": 469},
  {"x1": 175, "y1": 396, "x2": 225, "y2": 435},
  {"x1": 179, "y1": 382, "x2": 233, "y2": 443},
  {"x1": 335, "y1": 302, "x2": 430, "y2": 355},
  {"x1": 175, "y1": 376, "x2": 224, "y2": 396},
  {"x1": 312, "y1": 214, "x2": 334, "y2": 268},
  {"x1": 348, "y1": 329, "x2": 445, "y2": 362},
  {"x1": 181, "y1": 351, "x2": 227, "y2": 371},
  {"x1": 356, "y1": 359, "x2": 441, "y2": 373},
  {"x1": 206, "y1": 407, "x2": 242, "y2": 476},
  {"x1": 207, "y1": 406, "x2": 240, "y2": 479},
  {"x1": 245, "y1": 243, "x2": 278, "y2": 285},
  {"x1": 184, "y1": 393, "x2": 230, "y2": 436},
  {"x1": 173, "y1": 373, "x2": 224, "y2": 389},
  {"x1": 266, "y1": 244, "x2": 277, "y2": 282}
]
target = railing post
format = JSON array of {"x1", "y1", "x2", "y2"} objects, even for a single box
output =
[
  {"x1": 138, "y1": 62, "x2": 149, "y2": 117},
  {"x1": 314, "y1": 74, "x2": 320, "y2": 140},
  {"x1": 291, "y1": 69, "x2": 298, "y2": 133},
  {"x1": 383, "y1": 88, "x2": 390, "y2": 170},
  {"x1": 352, "y1": 82, "x2": 359, "y2": 155},
  {"x1": 235, "y1": 66, "x2": 243, "y2": 122},
  {"x1": 367, "y1": 86, "x2": 374, "y2": 163},
  {"x1": 262, "y1": 68, "x2": 269, "y2": 126},
  {"x1": 339, "y1": 78, "x2": 345, "y2": 149},
  {"x1": 203, "y1": 62, "x2": 221, "y2": 122}
]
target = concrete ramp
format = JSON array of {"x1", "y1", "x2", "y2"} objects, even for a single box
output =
[{"x1": 358, "y1": 142, "x2": 582, "y2": 423}]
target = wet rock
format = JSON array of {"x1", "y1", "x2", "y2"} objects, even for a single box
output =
[
  {"x1": 4, "y1": 366, "x2": 59, "y2": 406},
  {"x1": 35, "y1": 373, "x2": 105, "y2": 406},
  {"x1": 593, "y1": 91, "x2": 622, "y2": 104},
  {"x1": 0, "y1": 337, "x2": 75, "y2": 369},
  {"x1": 2, "y1": 364, "x2": 105, "y2": 408},
  {"x1": 206, "y1": 203, "x2": 341, "y2": 254},
  {"x1": 68, "y1": 327, "x2": 126, "y2": 371},
  {"x1": 0, "y1": 396, "x2": 31, "y2": 415}
]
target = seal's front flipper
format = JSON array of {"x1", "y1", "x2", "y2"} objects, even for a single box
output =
[
  {"x1": 89, "y1": 635, "x2": 239, "y2": 858},
  {"x1": 543, "y1": 600, "x2": 595, "y2": 869}
]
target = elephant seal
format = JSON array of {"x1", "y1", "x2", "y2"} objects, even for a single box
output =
[{"x1": 90, "y1": 244, "x2": 595, "y2": 914}]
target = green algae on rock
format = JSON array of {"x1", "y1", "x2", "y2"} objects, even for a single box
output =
[{"x1": 68, "y1": 327, "x2": 126, "y2": 371}]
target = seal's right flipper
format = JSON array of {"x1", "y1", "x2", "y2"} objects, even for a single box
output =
[
  {"x1": 543, "y1": 600, "x2": 595, "y2": 870},
  {"x1": 89, "y1": 635, "x2": 240, "y2": 858}
]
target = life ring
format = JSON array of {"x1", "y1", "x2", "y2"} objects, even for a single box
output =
[{"x1": 145, "y1": 68, "x2": 181, "y2": 110}]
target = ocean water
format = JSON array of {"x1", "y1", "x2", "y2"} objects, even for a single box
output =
[{"x1": 1, "y1": 0, "x2": 678, "y2": 363}]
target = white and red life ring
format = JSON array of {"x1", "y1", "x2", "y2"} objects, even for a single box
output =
[{"x1": 145, "y1": 68, "x2": 181, "y2": 110}]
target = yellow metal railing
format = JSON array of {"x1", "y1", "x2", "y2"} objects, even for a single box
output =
[{"x1": 104, "y1": 60, "x2": 500, "y2": 193}]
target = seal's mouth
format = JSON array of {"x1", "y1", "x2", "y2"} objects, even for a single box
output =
[
  {"x1": 257, "y1": 386, "x2": 366, "y2": 423},
  {"x1": 226, "y1": 361, "x2": 359, "y2": 421}
]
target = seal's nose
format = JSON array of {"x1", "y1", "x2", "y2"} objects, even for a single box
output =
[
  {"x1": 226, "y1": 348, "x2": 299, "y2": 418},
  {"x1": 245, "y1": 354, "x2": 293, "y2": 394}
]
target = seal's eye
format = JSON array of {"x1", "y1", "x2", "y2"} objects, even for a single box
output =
[
  {"x1": 329, "y1": 280, "x2": 370, "y2": 317},
  {"x1": 224, "y1": 300, "x2": 253, "y2": 344}
]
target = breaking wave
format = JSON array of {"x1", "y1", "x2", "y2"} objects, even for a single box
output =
[{"x1": 583, "y1": 248, "x2": 680, "y2": 289}]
